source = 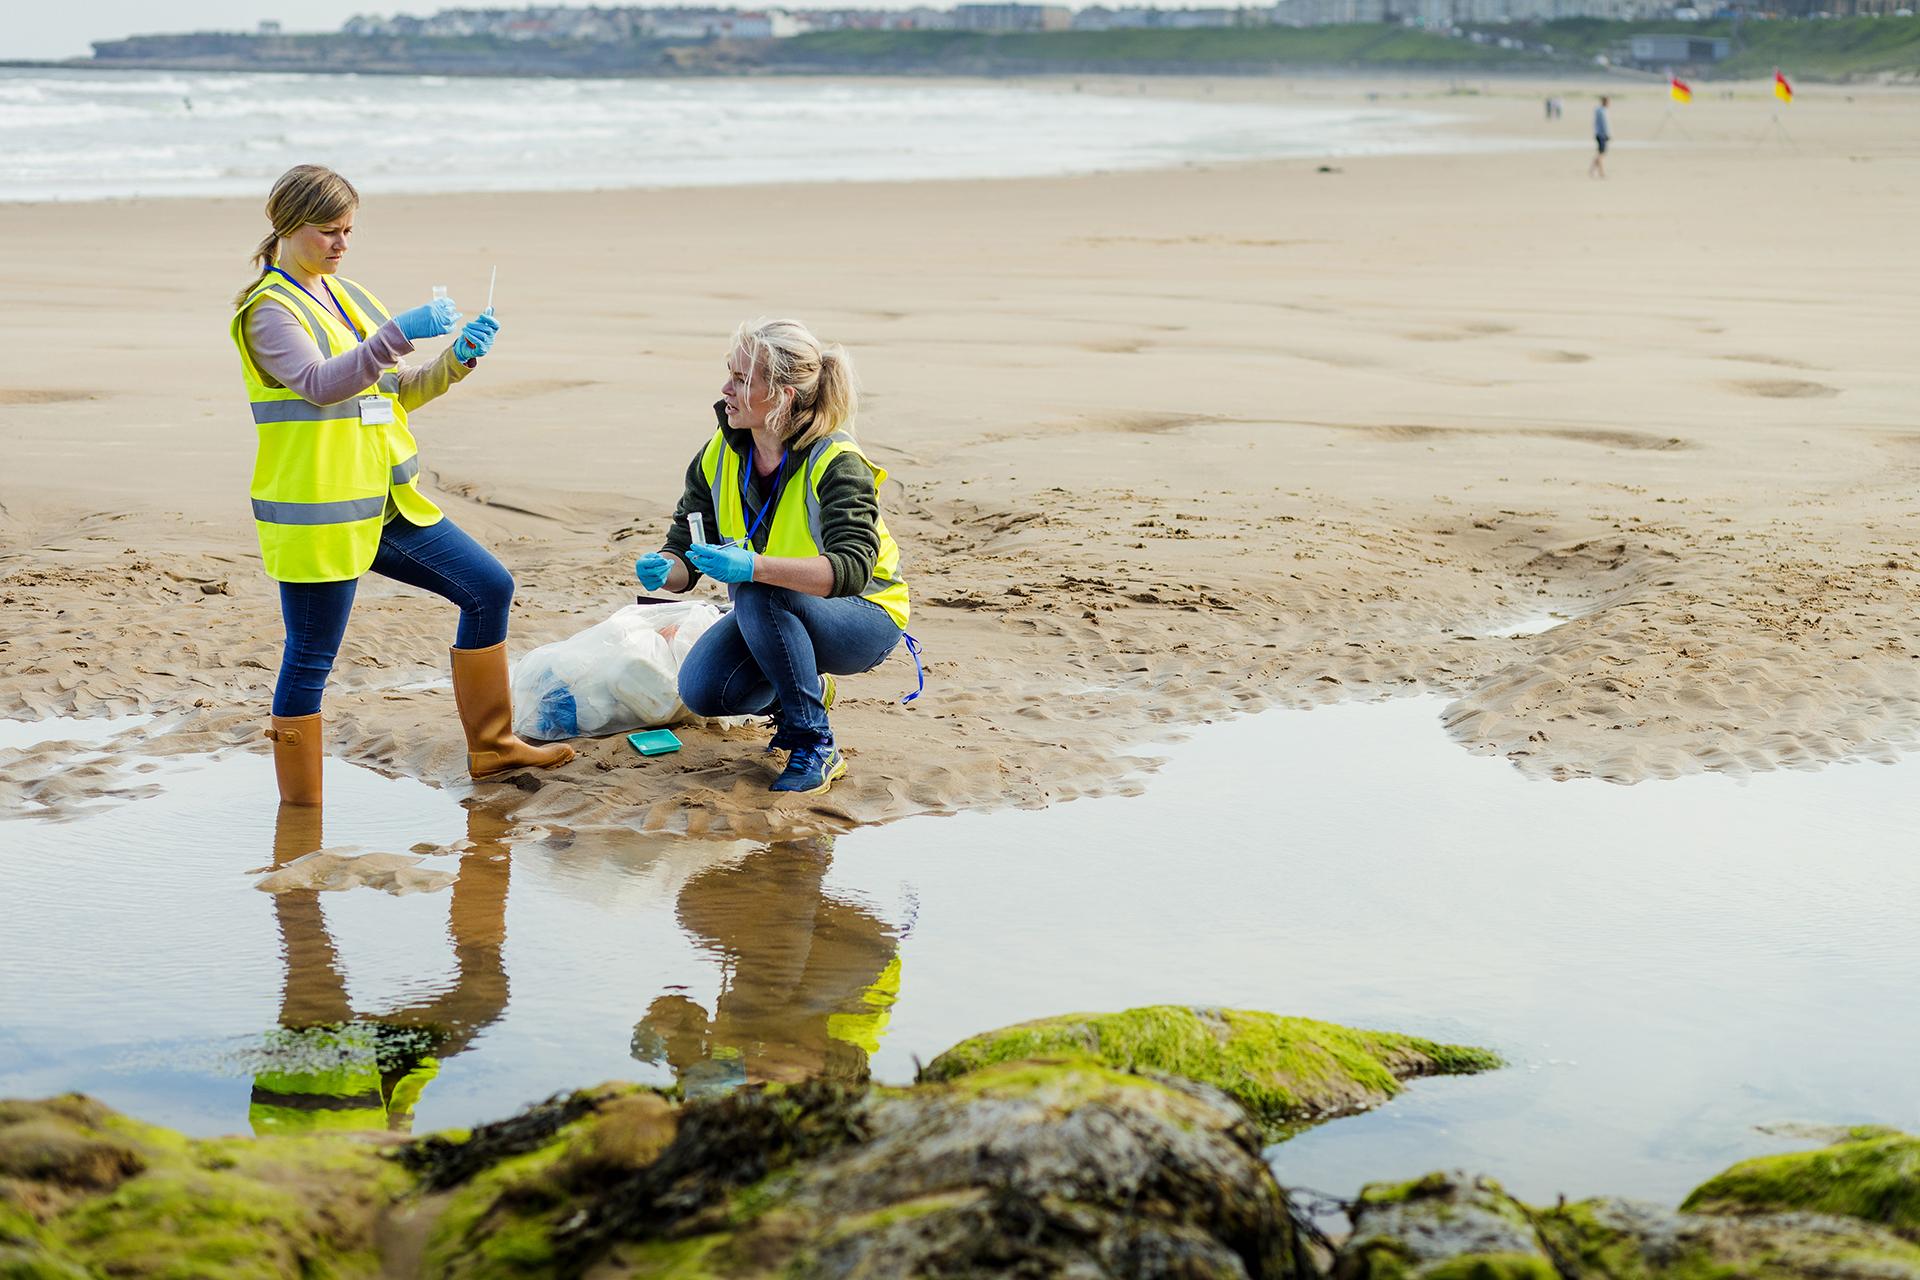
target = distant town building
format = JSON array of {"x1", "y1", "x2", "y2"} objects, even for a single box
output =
[
  {"x1": 713, "y1": 10, "x2": 805, "y2": 36},
  {"x1": 1627, "y1": 31, "x2": 1730, "y2": 61},
  {"x1": 902, "y1": 6, "x2": 958, "y2": 25},
  {"x1": 953, "y1": 3, "x2": 1073, "y2": 30},
  {"x1": 258, "y1": 20, "x2": 283, "y2": 34},
  {"x1": 333, "y1": 0, "x2": 1751, "y2": 43},
  {"x1": 1074, "y1": 5, "x2": 1258, "y2": 27}
]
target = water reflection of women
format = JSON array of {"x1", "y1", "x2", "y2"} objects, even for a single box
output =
[
  {"x1": 631, "y1": 839, "x2": 904, "y2": 1098},
  {"x1": 248, "y1": 807, "x2": 515, "y2": 1135}
]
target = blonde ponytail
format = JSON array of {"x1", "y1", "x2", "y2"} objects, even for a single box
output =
[
  {"x1": 233, "y1": 164, "x2": 360, "y2": 310},
  {"x1": 809, "y1": 345, "x2": 857, "y2": 444},
  {"x1": 232, "y1": 231, "x2": 280, "y2": 309}
]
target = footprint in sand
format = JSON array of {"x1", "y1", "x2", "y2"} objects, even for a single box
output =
[
  {"x1": 1726, "y1": 378, "x2": 1840, "y2": 400},
  {"x1": 1080, "y1": 338, "x2": 1148, "y2": 355},
  {"x1": 0, "y1": 389, "x2": 95, "y2": 405},
  {"x1": 1716, "y1": 352, "x2": 1823, "y2": 371},
  {"x1": 1531, "y1": 350, "x2": 1593, "y2": 364},
  {"x1": 1402, "y1": 322, "x2": 1515, "y2": 343},
  {"x1": 469, "y1": 378, "x2": 599, "y2": 402}
]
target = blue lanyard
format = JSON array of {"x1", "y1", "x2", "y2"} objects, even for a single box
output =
[
  {"x1": 266, "y1": 266, "x2": 362, "y2": 341},
  {"x1": 739, "y1": 444, "x2": 787, "y2": 547},
  {"x1": 899, "y1": 632, "x2": 924, "y2": 703}
]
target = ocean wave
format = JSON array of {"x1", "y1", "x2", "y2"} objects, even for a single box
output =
[{"x1": 0, "y1": 68, "x2": 1495, "y2": 204}]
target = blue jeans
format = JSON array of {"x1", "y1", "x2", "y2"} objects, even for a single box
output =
[
  {"x1": 678, "y1": 585, "x2": 901, "y2": 748},
  {"x1": 272, "y1": 517, "x2": 514, "y2": 717}
]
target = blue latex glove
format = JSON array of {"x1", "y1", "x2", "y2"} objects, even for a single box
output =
[
  {"x1": 452, "y1": 308, "x2": 499, "y2": 362},
  {"x1": 634, "y1": 553, "x2": 672, "y2": 591},
  {"x1": 393, "y1": 296, "x2": 462, "y2": 340},
  {"x1": 685, "y1": 540, "x2": 755, "y2": 585}
]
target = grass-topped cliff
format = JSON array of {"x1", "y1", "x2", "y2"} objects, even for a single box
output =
[{"x1": 77, "y1": 17, "x2": 1920, "y2": 80}]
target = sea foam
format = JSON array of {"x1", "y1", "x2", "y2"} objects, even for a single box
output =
[{"x1": 0, "y1": 67, "x2": 1489, "y2": 202}]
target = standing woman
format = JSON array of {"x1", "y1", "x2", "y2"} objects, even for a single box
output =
[
  {"x1": 634, "y1": 319, "x2": 909, "y2": 795},
  {"x1": 234, "y1": 164, "x2": 573, "y2": 806}
]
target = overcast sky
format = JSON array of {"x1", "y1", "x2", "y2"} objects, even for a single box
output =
[{"x1": 4, "y1": 0, "x2": 943, "y2": 61}]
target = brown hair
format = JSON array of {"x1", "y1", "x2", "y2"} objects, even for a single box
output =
[
  {"x1": 731, "y1": 318, "x2": 857, "y2": 451},
  {"x1": 232, "y1": 164, "x2": 359, "y2": 309}
]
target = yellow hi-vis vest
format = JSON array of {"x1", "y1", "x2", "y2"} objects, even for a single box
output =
[
  {"x1": 231, "y1": 273, "x2": 443, "y2": 582},
  {"x1": 702, "y1": 430, "x2": 910, "y2": 629}
]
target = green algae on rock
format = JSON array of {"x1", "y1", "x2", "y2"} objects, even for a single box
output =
[
  {"x1": 1681, "y1": 1128, "x2": 1920, "y2": 1234},
  {"x1": 1334, "y1": 1172, "x2": 1560, "y2": 1280},
  {"x1": 1535, "y1": 1194, "x2": 1920, "y2": 1280},
  {"x1": 559, "y1": 1064, "x2": 1307, "y2": 1277},
  {"x1": 8, "y1": 1076, "x2": 1912, "y2": 1279},
  {"x1": 1, "y1": 1062, "x2": 1309, "y2": 1278},
  {"x1": 920, "y1": 1005, "x2": 1503, "y2": 1138},
  {"x1": 0, "y1": 1092, "x2": 409, "y2": 1280},
  {"x1": 1333, "y1": 1134, "x2": 1920, "y2": 1280}
]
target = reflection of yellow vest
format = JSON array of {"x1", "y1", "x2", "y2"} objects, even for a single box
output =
[
  {"x1": 702, "y1": 430, "x2": 910, "y2": 629},
  {"x1": 825, "y1": 955, "x2": 903, "y2": 1056},
  {"x1": 231, "y1": 273, "x2": 442, "y2": 583},
  {"x1": 248, "y1": 1025, "x2": 440, "y2": 1136}
]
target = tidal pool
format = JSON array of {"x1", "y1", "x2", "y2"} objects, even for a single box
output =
[
  {"x1": 0, "y1": 714, "x2": 153, "y2": 752},
  {"x1": 2, "y1": 698, "x2": 1915, "y2": 1211}
]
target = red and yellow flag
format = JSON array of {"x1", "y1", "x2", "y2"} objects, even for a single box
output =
[
  {"x1": 1670, "y1": 75, "x2": 1693, "y2": 104},
  {"x1": 1773, "y1": 69, "x2": 1794, "y2": 103}
]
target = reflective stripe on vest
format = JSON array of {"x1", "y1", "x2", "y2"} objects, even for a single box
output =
[
  {"x1": 329, "y1": 276, "x2": 392, "y2": 328},
  {"x1": 701, "y1": 429, "x2": 910, "y2": 628},
  {"x1": 248, "y1": 372, "x2": 403, "y2": 423},
  {"x1": 233, "y1": 274, "x2": 441, "y2": 583}
]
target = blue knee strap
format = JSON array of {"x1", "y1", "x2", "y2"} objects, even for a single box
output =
[{"x1": 900, "y1": 632, "x2": 925, "y2": 704}]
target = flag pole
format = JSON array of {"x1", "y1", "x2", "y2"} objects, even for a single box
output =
[
  {"x1": 1655, "y1": 67, "x2": 1692, "y2": 140},
  {"x1": 1759, "y1": 66, "x2": 1796, "y2": 149}
]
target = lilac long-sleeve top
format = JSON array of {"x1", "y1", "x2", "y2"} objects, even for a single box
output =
[{"x1": 242, "y1": 294, "x2": 472, "y2": 411}]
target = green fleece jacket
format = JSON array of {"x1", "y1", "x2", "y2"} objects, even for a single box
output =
[{"x1": 659, "y1": 403, "x2": 884, "y2": 598}]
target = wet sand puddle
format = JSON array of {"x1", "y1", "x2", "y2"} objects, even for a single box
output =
[{"x1": 3, "y1": 699, "x2": 1916, "y2": 1211}]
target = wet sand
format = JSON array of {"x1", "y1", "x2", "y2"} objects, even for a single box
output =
[{"x1": 4, "y1": 75, "x2": 1920, "y2": 833}]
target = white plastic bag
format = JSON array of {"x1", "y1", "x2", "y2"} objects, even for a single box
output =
[{"x1": 511, "y1": 601, "x2": 724, "y2": 741}]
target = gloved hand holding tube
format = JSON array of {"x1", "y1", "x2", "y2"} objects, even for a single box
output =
[
  {"x1": 634, "y1": 553, "x2": 672, "y2": 591},
  {"x1": 452, "y1": 309, "x2": 499, "y2": 362},
  {"x1": 685, "y1": 540, "x2": 755, "y2": 585},
  {"x1": 394, "y1": 295, "x2": 462, "y2": 340}
]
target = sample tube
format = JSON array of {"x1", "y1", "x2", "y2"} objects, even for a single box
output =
[{"x1": 688, "y1": 512, "x2": 706, "y2": 546}]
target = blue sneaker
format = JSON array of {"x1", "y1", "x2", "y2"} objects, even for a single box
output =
[{"x1": 770, "y1": 743, "x2": 846, "y2": 795}]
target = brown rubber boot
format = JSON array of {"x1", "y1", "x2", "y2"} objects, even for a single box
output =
[
  {"x1": 449, "y1": 642, "x2": 576, "y2": 779},
  {"x1": 266, "y1": 713, "x2": 323, "y2": 807}
]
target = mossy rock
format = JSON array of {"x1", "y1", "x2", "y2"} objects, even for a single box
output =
[
  {"x1": 1535, "y1": 1192, "x2": 1920, "y2": 1278},
  {"x1": 922, "y1": 1005, "x2": 1502, "y2": 1138},
  {"x1": 1335, "y1": 1172, "x2": 1556, "y2": 1280},
  {"x1": 1682, "y1": 1129, "x2": 1920, "y2": 1234},
  {"x1": 1334, "y1": 1159, "x2": 1920, "y2": 1280},
  {"x1": 429, "y1": 1064, "x2": 1308, "y2": 1278},
  {"x1": 1, "y1": 1092, "x2": 407, "y2": 1280}
]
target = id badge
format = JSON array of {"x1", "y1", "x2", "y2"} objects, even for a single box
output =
[{"x1": 358, "y1": 396, "x2": 395, "y2": 426}]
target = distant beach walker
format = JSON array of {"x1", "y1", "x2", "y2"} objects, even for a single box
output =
[{"x1": 0, "y1": 68, "x2": 1513, "y2": 203}]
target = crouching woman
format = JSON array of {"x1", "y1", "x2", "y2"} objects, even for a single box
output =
[{"x1": 633, "y1": 320, "x2": 909, "y2": 795}]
